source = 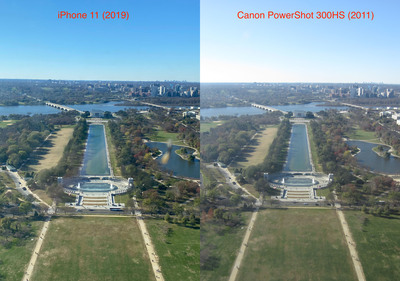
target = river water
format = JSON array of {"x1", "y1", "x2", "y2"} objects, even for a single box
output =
[
  {"x1": 283, "y1": 124, "x2": 313, "y2": 172},
  {"x1": 146, "y1": 142, "x2": 200, "y2": 179},
  {"x1": 0, "y1": 101, "x2": 148, "y2": 116},
  {"x1": 201, "y1": 102, "x2": 348, "y2": 118},
  {"x1": 347, "y1": 140, "x2": 400, "y2": 174},
  {"x1": 81, "y1": 124, "x2": 111, "y2": 176}
]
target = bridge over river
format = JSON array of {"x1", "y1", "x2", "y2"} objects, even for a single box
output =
[
  {"x1": 251, "y1": 103, "x2": 288, "y2": 114},
  {"x1": 45, "y1": 102, "x2": 85, "y2": 114}
]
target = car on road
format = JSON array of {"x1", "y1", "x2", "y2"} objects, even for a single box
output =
[
  {"x1": 232, "y1": 182, "x2": 236, "y2": 185},
  {"x1": 22, "y1": 187, "x2": 27, "y2": 190}
]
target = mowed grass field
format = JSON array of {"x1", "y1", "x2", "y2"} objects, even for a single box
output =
[
  {"x1": 200, "y1": 121, "x2": 225, "y2": 133},
  {"x1": 237, "y1": 209, "x2": 357, "y2": 281},
  {"x1": 28, "y1": 127, "x2": 74, "y2": 172},
  {"x1": 0, "y1": 220, "x2": 44, "y2": 281},
  {"x1": 201, "y1": 212, "x2": 252, "y2": 281},
  {"x1": 31, "y1": 217, "x2": 154, "y2": 281},
  {"x1": 345, "y1": 211, "x2": 400, "y2": 281},
  {"x1": 232, "y1": 126, "x2": 278, "y2": 169},
  {"x1": 147, "y1": 128, "x2": 184, "y2": 145},
  {"x1": 146, "y1": 219, "x2": 200, "y2": 281},
  {"x1": 347, "y1": 126, "x2": 381, "y2": 143},
  {"x1": 0, "y1": 120, "x2": 17, "y2": 128}
]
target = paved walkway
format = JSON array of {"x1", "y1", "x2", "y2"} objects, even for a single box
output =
[
  {"x1": 22, "y1": 217, "x2": 51, "y2": 281},
  {"x1": 133, "y1": 198, "x2": 165, "y2": 281},
  {"x1": 228, "y1": 208, "x2": 259, "y2": 281},
  {"x1": 334, "y1": 197, "x2": 366, "y2": 281}
]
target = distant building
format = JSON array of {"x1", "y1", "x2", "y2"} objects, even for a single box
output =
[
  {"x1": 183, "y1": 111, "x2": 196, "y2": 118},
  {"x1": 358, "y1": 87, "x2": 364, "y2": 97},
  {"x1": 293, "y1": 110, "x2": 306, "y2": 118},
  {"x1": 91, "y1": 110, "x2": 104, "y2": 118},
  {"x1": 150, "y1": 85, "x2": 159, "y2": 97},
  {"x1": 379, "y1": 111, "x2": 392, "y2": 117},
  {"x1": 6, "y1": 165, "x2": 16, "y2": 172}
]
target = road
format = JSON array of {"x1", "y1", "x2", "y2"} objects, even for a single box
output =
[
  {"x1": 334, "y1": 193, "x2": 366, "y2": 281},
  {"x1": 228, "y1": 208, "x2": 259, "y2": 281},
  {"x1": 22, "y1": 216, "x2": 51, "y2": 281},
  {"x1": 216, "y1": 165, "x2": 261, "y2": 281},
  {"x1": 5, "y1": 170, "x2": 52, "y2": 211},
  {"x1": 216, "y1": 166, "x2": 258, "y2": 201},
  {"x1": 133, "y1": 197, "x2": 165, "y2": 281}
]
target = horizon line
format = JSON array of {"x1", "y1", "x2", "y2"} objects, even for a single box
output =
[{"x1": 0, "y1": 78, "x2": 200, "y2": 83}]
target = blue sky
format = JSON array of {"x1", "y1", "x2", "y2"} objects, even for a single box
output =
[
  {"x1": 201, "y1": 0, "x2": 400, "y2": 83},
  {"x1": 0, "y1": 0, "x2": 199, "y2": 81}
]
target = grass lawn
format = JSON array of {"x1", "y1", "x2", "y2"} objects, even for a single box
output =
[
  {"x1": 347, "y1": 127, "x2": 381, "y2": 143},
  {"x1": 201, "y1": 212, "x2": 252, "y2": 281},
  {"x1": 32, "y1": 189, "x2": 53, "y2": 205},
  {"x1": 345, "y1": 211, "x2": 400, "y2": 281},
  {"x1": 240, "y1": 183, "x2": 259, "y2": 198},
  {"x1": 0, "y1": 120, "x2": 17, "y2": 128},
  {"x1": 0, "y1": 220, "x2": 44, "y2": 281},
  {"x1": 105, "y1": 123, "x2": 122, "y2": 176},
  {"x1": 237, "y1": 209, "x2": 357, "y2": 281},
  {"x1": 0, "y1": 172, "x2": 16, "y2": 188},
  {"x1": 146, "y1": 129, "x2": 185, "y2": 145},
  {"x1": 27, "y1": 127, "x2": 74, "y2": 172},
  {"x1": 307, "y1": 123, "x2": 323, "y2": 172},
  {"x1": 200, "y1": 121, "x2": 225, "y2": 133},
  {"x1": 201, "y1": 164, "x2": 226, "y2": 187},
  {"x1": 146, "y1": 219, "x2": 200, "y2": 281},
  {"x1": 114, "y1": 193, "x2": 131, "y2": 204},
  {"x1": 31, "y1": 217, "x2": 154, "y2": 281},
  {"x1": 316, "y1": 188, "x2": 331, "y2": 197},
  {"x1": 231, "y1": 126, "x2": 278, "y2": 169}
]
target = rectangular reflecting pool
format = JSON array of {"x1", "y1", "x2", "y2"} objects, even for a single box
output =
[
  {"x1": 283, "y1": 124, "x2": 312, "y2": 172},
  {"x1": 81, "y1": 124, "x2": 111, "y2": 176}
]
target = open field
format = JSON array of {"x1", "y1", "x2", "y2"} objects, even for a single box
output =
[
  {"x1": 345, "y1": 211, "x2": 400, "y2": 281},
  {"x1": 27, "y1": 127, "x2": 74, "y2": 172},
  {"x1": 31, "y1": 217, "x2": 154, "y2": 281},
  {"x1": 347, "y1": 127, "x2": 381, "y2": 143},
  {"x1": 237, "y1": 208, "x2": 357, "y2": 281},
  {"x1": 0, "y1": 220, "x2": 44, "y2": 281},
  {"x1": 146, "y1": 219, "x2": 199, "y2": 281},
  {"x1": 231, "y1": 126, "x2": 278, "y2": 168},
  {"x1": 147, "y1": 128, "x2": 185, "y2": 145},
  {"x1": 201, "y1": 212, "x2": 252, "y2": 281},
  {"x1": 0, "y1": 120, "x2": 17, "y2": 128},
  {"x1": 200, "y1": 121, "x2": 225, "y2": 133}
]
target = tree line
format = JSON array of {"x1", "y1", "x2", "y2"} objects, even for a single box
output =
[{"x1": 201, "y1": 112, "x2": 281, "y2": 164}]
